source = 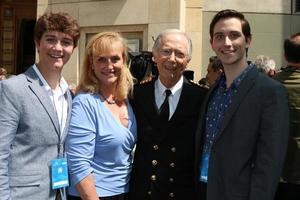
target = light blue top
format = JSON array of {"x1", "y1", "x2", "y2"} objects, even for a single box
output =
[{"x1": 66, "y1": 93, "x2": 137, "y2": 197}]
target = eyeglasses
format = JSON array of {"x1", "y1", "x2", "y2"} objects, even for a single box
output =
[{"x1": 159, "y1": 49, "x2": 187, "y2": 59}]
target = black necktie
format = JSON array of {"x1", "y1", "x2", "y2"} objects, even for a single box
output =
[{"x1": 159, "y1": 89, "x2": 172, "y2": 121}]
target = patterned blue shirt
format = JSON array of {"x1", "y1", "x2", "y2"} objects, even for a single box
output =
[{"x1": 200, "y1": 64, "x2": 253, "y2": 182}]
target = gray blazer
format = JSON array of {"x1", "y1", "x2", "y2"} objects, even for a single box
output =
[{"x1": 0, "y1": 66, "x2": 72, "y2": 200}]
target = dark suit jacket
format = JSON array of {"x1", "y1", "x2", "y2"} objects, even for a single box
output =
[
  {"x1": 274, "y1": 67, "x2": 300, "y2": 183},
  {"x1": 129, "y1": 78, "x2": 206, "y2": 200},
  {"x1": 195, "y1": 67, "x2": 290, "y2": 200}
]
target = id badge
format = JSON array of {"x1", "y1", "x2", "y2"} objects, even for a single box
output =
[
  {"x1": 51, "y1": 158, "x2": 69, "y2": 189},
  {"x1": 200, "y1": 154, "x2": 209, "y2": 182}
]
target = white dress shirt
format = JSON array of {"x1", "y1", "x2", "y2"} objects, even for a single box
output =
[
  {"x1": 155, "y1": 76, "x2": 183, "y2": 120},
  {"x1": 33, "y1": 64, "x2": 68, "y2": 134}
]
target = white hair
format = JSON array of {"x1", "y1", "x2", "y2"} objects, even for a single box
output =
[
  {"x1": 254, "y1": 55, "x2": 276, "y2": 74},
  {"x1": 152, "y1": 29, "x2": 192, "y2": 60}
]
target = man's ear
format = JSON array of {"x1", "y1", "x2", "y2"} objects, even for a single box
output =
[
  {"x1": 245, "y1": 36, "x2": 252, "y2": 48},
  {"x1": 34, "y1": 39, "x2": 40, "y2": 53},
  {"x1": 152, "y1": 51, "x2": 158, "y2": 63},
  {"x1": 186, "y1": 57, "x2": 191, "y2": 63},
  {"x1": 152, "y1": 56, "x2": 156, "y2": 63},
  {"x1": 217, "y1": 69, "x2": 223, "y2": 75},
  {"x1": 34, "y1": 39, "x2": 40, "y2": 48}
]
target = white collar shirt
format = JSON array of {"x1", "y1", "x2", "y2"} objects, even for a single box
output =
[
  {"x1": 33, "y1": 64, "x2": 69, "y2": 135},
  {"x1": 155, "y1": 75, "x2": 183, "y2": 120}
]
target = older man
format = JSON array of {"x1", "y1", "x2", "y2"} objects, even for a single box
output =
[{"x1": 129, "y1": 29, "x2": 206, "y2": 200}]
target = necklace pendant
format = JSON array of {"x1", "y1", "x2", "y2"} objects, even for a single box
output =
[
  {"x1": 99, "y1": 91, "x2": 116, "y2": 104},
  {"x1": 105, "y1": 98, "x2": 116, "y2": 104}
]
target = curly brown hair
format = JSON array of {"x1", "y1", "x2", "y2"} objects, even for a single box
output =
[{"x1": 34, "y1": 12, "x2": 80, "y2": 48}]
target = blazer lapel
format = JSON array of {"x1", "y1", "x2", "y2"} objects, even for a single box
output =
[
  {"x1": 218, "y1": 67, "x2": 258, "y2": 137},
  {"x1": 195, "y1": 81, "x2": 217, "y2": 147},
  {"x1": 25, "y1": 66, "x2": 60, "y2": 136},
  {"x1": 140, "y1": 81, "x2": 161, "y2": 121}
]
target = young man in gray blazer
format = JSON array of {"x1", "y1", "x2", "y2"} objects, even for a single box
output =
[
  {"x1": 195, "y1": 9, "x2": 289, "y2": 200},
  {"x1": 0, "y1": 12, "x2": 80, "y2": 200}
]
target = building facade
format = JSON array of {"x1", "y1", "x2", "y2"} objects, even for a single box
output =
[{"x1": 0, "y1": 0, "x2": 299, "y2": 83}]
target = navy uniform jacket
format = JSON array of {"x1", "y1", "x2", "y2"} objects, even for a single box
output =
[{"x1": 129, "y1": 77, "x2": 206, "y2": 200}]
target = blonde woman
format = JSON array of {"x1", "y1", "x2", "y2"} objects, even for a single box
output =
[{"x1": 66, "y1": 32, "x2": 137, "y2": 200}]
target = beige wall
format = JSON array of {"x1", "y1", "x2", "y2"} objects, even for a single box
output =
[
  {"x1": 36, "y1": 0, "x2": 300, "y2": 82},
  {"x1": 203, "y1": 0, "x2": 291, "y2": 13},
  {"x1": 185, "y1": 0, "x2": 203, "y2": 81},
  {"x1": 37, "y1": 0, "x2": 204, "y2": 83},
  {"x1": 201, "y1": 1, "x2": 300, "y2": 78}
]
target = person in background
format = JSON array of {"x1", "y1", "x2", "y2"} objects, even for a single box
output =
[
  {"x1": 129, "y1": 29, "x2": 207, "y2": 200},
  {"x1": 66, "y1": 31, "x2": 137, "y2": 200},
  {"x1": 195, "y1": 9, "x2": 289, "y2": 200},
  {"x1": 198, "y1": 77, "x2": 210, "y2": 90},
  {"x1": 0, "y1": 12, "x2": 80, "y2": 200},
  {"x1": 205, "y1": 56, "x2": 223, "y2": 86},
  {"x1": 0, "y1": 67, "x2": 7, "y2": 80},
  {"x1": 68, "y1": 82, "x2": 77, "y2": 98},
  {"x1": 274, "y1": 32, "x2": 300, "y2": 200},
  {"x1": 183, "y1": 69, "x2": 194, "y2": 81},
  {"x1": 254, "y1": 55, "x2": 277, "y2": 77}
]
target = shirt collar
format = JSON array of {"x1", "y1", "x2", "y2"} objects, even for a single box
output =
[
  {"x1": 156, "y1": 75, "x2": 184, "y2": 97},
  {"x1": 217, "y1": 64, "x2": 253, "y2": 90},
  {"x1": 33, "y1": 64, "x2": 69, "y2": 94}
]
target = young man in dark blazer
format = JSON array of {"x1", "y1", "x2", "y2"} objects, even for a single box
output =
[
  {"x1": 195, "y1": 9, "x2": 289, "y2": 200},
  {"x1": 129, "y1": 29, "x2": 206, "y2": 200}
]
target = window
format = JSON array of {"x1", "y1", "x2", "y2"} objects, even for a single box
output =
[{"x1": 293, "y1": 0, "x2": 300, "y2": 14}]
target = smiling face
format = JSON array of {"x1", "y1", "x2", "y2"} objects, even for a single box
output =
[
  {"x1": 210, "y1": 17, "x2": 251, "y2": 70},
  {"x1": 153, "y1": 32, "x2": 189, "y2": 88},
  {"x1": 91, "y1": 42, "x2": 124, "y2": 88},
  {"x1": 35, "y1": 31, "x2": 74, "y2": 73}
]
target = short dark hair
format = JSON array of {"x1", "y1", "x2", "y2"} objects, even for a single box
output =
[
  {"x1": 34, "y1": 12, "x2": 80, "y2": 48},
  {"x1": 209, "y1": 56, "x2": 223, "y2": 72},
  {"x1": 284, "y1": 32, "x2": 300, "y2": 63},
  {"x1": 209, "y1": 9, "x2": 252, "y2": 43}
]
